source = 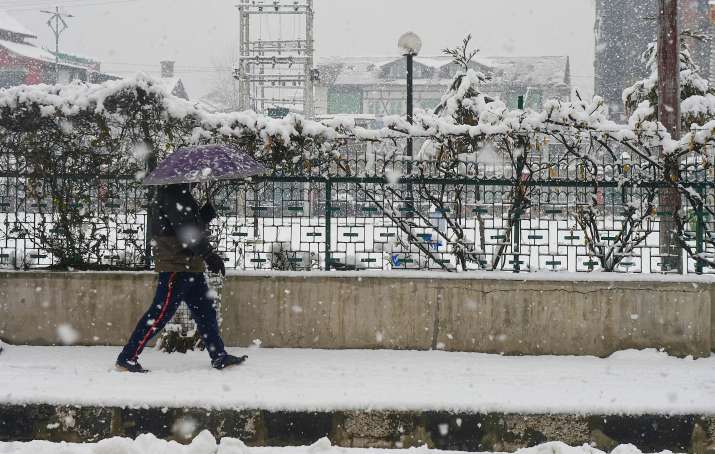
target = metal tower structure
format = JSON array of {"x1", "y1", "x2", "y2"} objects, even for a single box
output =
[{"x1": 235, "y1": 0, "x2": 315, "y2": 117}]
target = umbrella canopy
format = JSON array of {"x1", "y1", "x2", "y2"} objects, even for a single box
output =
[{"x1": 143, "y1": 144, "x2": 267, "y2": 186}]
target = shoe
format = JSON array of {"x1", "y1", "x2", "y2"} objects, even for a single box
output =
[
  {"x1": 212, "y1": 354, "x2": 248, "y2": 370},
  {"x1": 115, "y1": 359, "x2": 149, "y2": 373}
]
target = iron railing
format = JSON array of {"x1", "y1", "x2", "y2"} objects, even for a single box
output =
[
  {"x1": 210, "y1": 176, "x2": 713, "y2": 274},
  {"x1": 0, "y1": 150, "x2": 713, "y2": 274}
]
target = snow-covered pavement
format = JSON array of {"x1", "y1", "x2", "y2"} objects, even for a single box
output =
[
  {"x1": 0, "y1": 432, "x2": 672, "y2": 454},
  {"x1": 1, "y1": 345, "x2": 715, "y2": 415}
]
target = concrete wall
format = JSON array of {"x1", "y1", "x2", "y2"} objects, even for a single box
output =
[
  {"x1": 0, "y1": 271, "x2": 712, "y2": 357},
  {"x1": 0, "y1": 272, "x2": 156, "y2": 347}
]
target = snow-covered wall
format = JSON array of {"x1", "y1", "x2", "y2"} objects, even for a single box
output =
[{"x1": 0, "y1": 271, "x2": 712, "y2": 357}]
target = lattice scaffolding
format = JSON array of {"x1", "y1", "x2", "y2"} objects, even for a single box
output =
[{"x1": 235, "y1": 0, "x2": 315, "y2": 117}]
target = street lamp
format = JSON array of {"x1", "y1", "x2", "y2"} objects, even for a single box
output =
[
  {"x1": 398, "y1": 32, "x2": 421, "y2": 221},
  {"x1": 398, "y1": 32, "x2": 421, "y2": 158}
]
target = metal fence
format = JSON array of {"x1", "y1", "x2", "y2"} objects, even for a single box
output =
[
  {"x1": 212, "y1": 176, "x2": 713, "y2": 274},
  {"x1": 1, "y1": 148, "x2": 713, "y2": 274}
]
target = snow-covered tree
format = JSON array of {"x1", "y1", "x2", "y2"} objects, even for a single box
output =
[
  {"x1": 623, "y1": 32, "x2": 715, "y2": 130},
  {"x1": 621, "y1": 33, "x2": 715, "y2": 271}
]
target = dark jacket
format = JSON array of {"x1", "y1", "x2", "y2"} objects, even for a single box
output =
[{"x1": 151, "y1": 184, "x2": 217, "y2": 273}]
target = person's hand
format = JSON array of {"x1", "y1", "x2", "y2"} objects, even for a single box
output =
[{"x1": 204, "y1": 252, "x2": 226, "y2": 276}]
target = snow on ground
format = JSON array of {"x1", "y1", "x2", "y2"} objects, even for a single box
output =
[
  {"x1": 1, "y1": 346, "x2": 715, "y2": 415},
  {"x1": 0, "y1": 431, "x2": 670, "y2": 454}
]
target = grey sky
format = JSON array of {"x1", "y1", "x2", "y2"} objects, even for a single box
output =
[{"x1": 7, "y1": 0, "x2": 595, "y2": 99}]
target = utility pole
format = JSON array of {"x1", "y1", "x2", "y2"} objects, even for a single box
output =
[
  {"x1": 657, "y1": 0, "x2": 682, "y2": 273},
  {"x1": 41, "y1": 7, "x2": 74, "y2": 84}
]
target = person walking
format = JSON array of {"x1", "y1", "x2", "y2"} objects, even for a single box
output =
[{"x1": 115, "y1": 183, "x2": 246, "y2": 373}]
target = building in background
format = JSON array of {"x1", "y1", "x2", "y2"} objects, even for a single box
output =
[
  {"x1": 0, "y1": 9, "x2": 117, "y2": 88},
  {"x1": 314, "y1": 55, "x2": 571, "y2": 118},
  {"x1": 158, "y1": 60, "x2": 189, "y2": 100},
  {"x1": 595, "y1": 0, "x2": 711, "y2": 120}
]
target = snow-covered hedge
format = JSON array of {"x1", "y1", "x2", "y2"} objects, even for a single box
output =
[{"x1": 0, "y1": 70, "x2": 712, "y2": 175}]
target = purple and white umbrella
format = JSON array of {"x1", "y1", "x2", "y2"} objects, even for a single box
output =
[{"x1": 143, "y1": 144, "x2": 267, "y2": 186}]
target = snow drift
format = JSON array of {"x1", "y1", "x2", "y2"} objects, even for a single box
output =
[{"x1": 0, "y1": 431, "x2": 674, "y2": 454}]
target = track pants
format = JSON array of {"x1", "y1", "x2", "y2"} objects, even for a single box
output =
[{"x1": 117, "y1": 272, "x2": 226, "y2": 363}]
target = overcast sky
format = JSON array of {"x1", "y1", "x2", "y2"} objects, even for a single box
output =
[{"x1": 6, "y1": 0, "x2": 596, "y2": 99}]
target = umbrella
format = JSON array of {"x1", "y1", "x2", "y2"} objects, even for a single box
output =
[{"x1": 143, "y1": 144, "x2": 267, "y2": 186}]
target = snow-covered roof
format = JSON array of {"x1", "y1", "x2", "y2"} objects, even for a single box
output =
[
  {"x1": 0, "y1": 10, "x2": 36, "y2": 39},
  {"x1": 160, "y1": 76, "x2": 189, "y2": 100},
  {"x1": 0, "y1": 38, "x2": 57, "y2": 63},
  {"x1": 318, "y1": 55, "x2": 495, "y2": 86},
  {"x1": 316, "y1": 56, "x2": 390, "y2": 85},
  {"x1": 316, "y1": 56, "x2": 395, "y2": 67},
  {"x1": 413, "y1": 55, "x2": 496, "y2": 69},
  {"x1": 316, "y1": 55, "x2": 496, "y2": 70},
  {"x1": 318, "y1": 55, "x2": 569, "y2": 88},
  {"x1": 488, "y1": 56, "x2": 570, "y2": 87},
  {"x1": 0, "y1": 38, "x2": 90, "y2": 70},
  {"x1": 334, "y1": 70, "x2": 382, "y2": 86},
  {"x1": 53, "y1": 49, "x2": 101, "y2": 67}
]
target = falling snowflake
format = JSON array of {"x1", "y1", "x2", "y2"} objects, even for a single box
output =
[{"x1": 56, "y1": 324, "x2": 80, "y2": 345}]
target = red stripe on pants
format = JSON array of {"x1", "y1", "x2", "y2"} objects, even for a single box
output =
[{"x1": 131, "y1": 272, "x2": 176, "y2": 361}]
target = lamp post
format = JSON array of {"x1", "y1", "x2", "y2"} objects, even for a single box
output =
[
  {"x1": 397, "y1": 32, "x2": 421, "y2": 223},
  {"x1": 398, "y1": 32, "x2": 422, "y2": 158}
]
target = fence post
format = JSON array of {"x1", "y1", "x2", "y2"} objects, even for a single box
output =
[
  {"x1": 696, "y1": 184, "x2": 705, "y2": 275},
  {"x1": 512, "y1": 208, "x2": 522, "y2": 273},
  {"x1": 144, "y1": 154, "x2": 157, "y2": 270},
  {"x1": 325, "y1": 179, "x2": 332, "y2": 271}
]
